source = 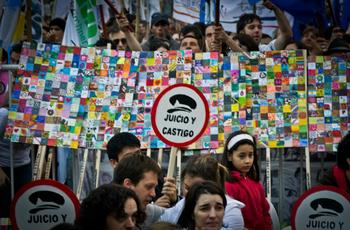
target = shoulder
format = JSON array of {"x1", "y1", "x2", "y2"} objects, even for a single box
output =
[
  {"x1": 225, "y1": 195, "x2": 245, "y2": 209},
  {"x1": 259, "y1": 39, "x2": 276, "y2": 52}
]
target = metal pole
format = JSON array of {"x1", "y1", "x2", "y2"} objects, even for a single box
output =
[
  {"x1": 0, "y1": 64, "x2": 20, "y2": 71},
  {"x1": 7, "y1": 71, "x2": 15, "y2": 199}
]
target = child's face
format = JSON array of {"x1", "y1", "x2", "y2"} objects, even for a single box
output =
[{"x1": 228, "y1": 144, "x2": 254, "y2": 176}]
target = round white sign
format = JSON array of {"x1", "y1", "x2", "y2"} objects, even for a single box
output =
[
  {"x1": 151, "y1": 83, "x2": 209, "y2": 147},
  {"x1": 292, "y1": 186, "x2": 350, "y2": 230},
  {"x1": 10, "y1": 179, "x2": 80, "y2": 230}
]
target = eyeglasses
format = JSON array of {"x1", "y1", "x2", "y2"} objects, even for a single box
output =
[{"x1": 113, "y1": 38, "x2": 127, "y2": 45}]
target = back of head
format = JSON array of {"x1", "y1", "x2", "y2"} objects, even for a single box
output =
[
  {"x1": 222, "y1": 130, "x2": 260, "y2": 181},
  {"x1": 76, "y1": 183, "x2": 145, "y2": 230},
  {"x1": 237, "y1": 13, "x2": 261, "y2": 34},
  {"x1": 178, "y1": 181, "x2": 227, "y2": 229},
  {"x1": 336, "y1": 132, "x2": 350, "y2": 170},
  {"x1": 235, "y1": 33, "x2": 259, "y2": 51},
  {"x1": 113, "y1": 153, "x2": 161, "y2": 185},
  {"x1": 148, "y1": 221, "x2": 181, "y2": 230},
  {"x1": 106, "y1": 132, "x2": 141, "y2": 161},
  {"x1": 181, "y1": 154, "x2": 228, "y2": 190}
]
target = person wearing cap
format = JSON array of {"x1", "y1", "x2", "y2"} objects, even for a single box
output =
[
  {"x1": 46, "y1": 18, "x2": 66, "y2": 44},
  {"x1": 141, "y1": 12, "x2": 179, "y2": 51},
  {"x1": 325, "y1": 38, "x2": 350, "y2": 56}
]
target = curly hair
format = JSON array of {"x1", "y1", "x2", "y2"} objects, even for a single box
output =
[{"x1": 76, "y1": 184, "x2": 146, "y2": 230}]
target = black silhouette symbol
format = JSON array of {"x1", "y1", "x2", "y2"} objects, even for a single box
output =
[
  {"x1": 167, "y1": 94, "x2": 197, "y2": 113},
  {"x1": 28, "y1": 191, "x2": 65, "y2": 214},
  {"x1": 309, "y1": 198, "x2": 343, "y2": 219}
]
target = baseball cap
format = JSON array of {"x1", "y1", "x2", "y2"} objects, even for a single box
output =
[{"x1": 151, "y1": 12, "x2": 169, "y2": 26}]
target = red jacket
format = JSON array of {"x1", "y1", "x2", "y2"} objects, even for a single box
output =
[{"x1": 225, "y1": 171, "x2": 272, "y2": 230}]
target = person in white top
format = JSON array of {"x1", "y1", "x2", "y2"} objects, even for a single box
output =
[
  {"x1": 236, "y1": 0, "x2": 292, "y2": 52},
  {"x1": 160, "y1": 154, "x2": 244, "y2": 230}
]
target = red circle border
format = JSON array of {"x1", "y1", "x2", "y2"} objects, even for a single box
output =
[
  {"x1": 151, "y1": 83, "x2": 210, "y2": 148},
  {"x1": 10, "y1": 179, "x2": 80, "y2": 230},
  {"x1": 291, "y1": 185, "x2": 350, "y2": 230}
]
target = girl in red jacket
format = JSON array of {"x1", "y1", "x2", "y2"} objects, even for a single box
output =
[{"x1": 222, "y1": 131, "x2": 272, "y2": 230}]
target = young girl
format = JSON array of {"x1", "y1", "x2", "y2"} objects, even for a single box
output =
[{"x1": 222, "y1": 131, "x2": 272, "y2": 230}]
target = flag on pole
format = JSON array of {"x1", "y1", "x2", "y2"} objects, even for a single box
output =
[
  {"x1": 0, "y1": 0, "x2": 22, "y2": 50},
  {"x1": 31, "y1": 0, "x2": 43, "y2": 42},
  {"x1": 72, "y1": 0, "x2": 99, "y2": 47},
  {"x1": 62, "y1": 10, "x2": 80, "y2": 46}
]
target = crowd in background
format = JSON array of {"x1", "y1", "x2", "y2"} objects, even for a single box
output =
[{"x1": 1, "y1": 1, "x2": 350, "y2": 229}]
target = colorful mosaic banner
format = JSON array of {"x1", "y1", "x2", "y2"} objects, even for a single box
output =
[
  {"x1": 6, "y1": 42, "x2": 349, "y2": 151},
  {"x1": 307, "y1": 55, "x2": 350, "y2": 152},
  {"x1": 221, "y1": 50, "x2": 308, "y2": 148}
]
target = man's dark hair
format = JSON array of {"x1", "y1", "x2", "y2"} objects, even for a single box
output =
[
  {"x1": 236, "y1": 13, "x2": 261, "y2": 34},
  {"x1": 95, "y1": 38, "x2": 116, "y2": 49},
  {"x1": 337, "y1": 132, "x2": 350, "y2": 170},
  {"x1": 113, "y1": 154, "x2": 161, "y2": 185},
  {"x1": 11, "y1": 43, "x2": 23, "y2": 54},
  {"x1": 76, "y1": 184, "x2": 146, "y2": 230},
  {"x1": 149, "y1": 37, "x2": 170, "y2": 51},
  {"x1": 1, "y1": 48, "x2": 8, "y2": 63},
  {"x1": 49, "y1": 17, "x2": 66, "y2": 31},
  {"x1": 106, "y1": 132, "x2": 141, "y2": 161},
  {"x1": 180, "y1": 24, "x2": 203, "y2": 41}
]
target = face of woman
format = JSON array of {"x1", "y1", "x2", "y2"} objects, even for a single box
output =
[{"x1": 193, "y1": 194, "x2": 225, "y2": 230}]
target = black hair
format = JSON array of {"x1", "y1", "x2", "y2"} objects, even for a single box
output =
[
  {"x1": 148, "y1": 222, "x2": 182, "y2": 230},
  {"x1": 1, "y1": 48, "x2": 8, "y2": 63},
  {"x1": 236, "y1": 13, "x2": 261, "y2": 34},
  {"x1": 234, "y1": 33, "x2": 259, "y2": 51},
  {"x1": 149, "y1": 37, "x2": 170, "y2": 51},
  {"x1": 76, "y1": 184, "x2": 145, "y2": 230},
  {"x1": 113, "y1": 154, "x2": 161, "y2": 185},
  {"x1": 49, "y1": 18, "x2": 66, "y2": 31},
  {"x1": 106, "y1": 132, "x2": 141, "y2": 161},
  {"x1": 177, "y1": 181, "x2": 227, "y2": 229},
  {"x1": 181, "y1": 154, "x2": 228, "y2": 191},
  {"x1": 336, "y1": 132, "x2": 350, "y2": 170},
  {"x1": 95, "y1": 38, "x2": 117, "y2": 49},
  {"x1": 11, "y1": 42, "x2": 23, "y2": 54},
  {"x1": 180, "y1": 24, "x2": 204, "y2": 50},
  {"x1": 221, "y1": 130, "x2": 260, "y2": 181}
]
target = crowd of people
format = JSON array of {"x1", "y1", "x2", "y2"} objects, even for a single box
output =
[{"x1": 1, "y1": 0, "x2": 350, "y2": 229}]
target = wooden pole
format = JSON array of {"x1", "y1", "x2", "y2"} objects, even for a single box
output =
[
  {"x1": 44, "y1": 148, "x2": 54, "y2": 179},
  {"x1": 25, "y1": 0, "x2": 33, "y2": 42},
  {"x1": 135, "y1": 0, "x2": 141, "y2": 42},
  {"x1": 326, "y1": 0, "x2": 339, "y2": 27},
  {"x1": 215, "y1": 0, "x2": 220, "y2": 26},
  {"x1": 167, "y1": 147, "x2": 178, "y2": 178},
  {"x1": 77, "y1": 149, "x2": 89, "y2": 200},
  {"x1": 99, "y1": 5, "x2": 108, "y2": 39},
  {"x1": 95, "y1": 150, "x2": 101, "y2": 188},
  {"x1": 104, "y1": 0, "x2": 134, "y2": 32},
  {"x1": 37, "y1": 145, "x2": 47, "y2": 180},
  {"x1": 147, "y1": 148, "x2": 151, "y2": 157},
  {"x1": 157, "y1": 148, "x2": 163, "y2": 166}
]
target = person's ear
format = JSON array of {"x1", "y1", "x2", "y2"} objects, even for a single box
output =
[
  {"x1": 123, "y1": 178, "x2": 134, "y2": 189},
  {"x1": 109, "y1": 159, "x2": 117, "y2": 168}
]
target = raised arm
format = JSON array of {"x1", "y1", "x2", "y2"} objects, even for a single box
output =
[
  {"x1": 263, "y1": 0, "x2": 292, "y2": 50},
  {"x1": 117, "y1": 15, "x2": 142, "y2": 51}
]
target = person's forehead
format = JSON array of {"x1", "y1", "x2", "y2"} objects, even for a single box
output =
[
  {"x1": 110, "y1": 31, "x2": 126, "y2": 39},
  {"x1": 245, "y1": 19, "x2": 261, "y2": 26},
  {"x1": 181, "y1": 37, "x2": 198, "y2": 44},
  {"x1": 139, "y1": 171, "x2": 158, "y2": 183},
  {"x1": 50, "y1": 25, "x2": 62, "y2": 30},
  {"x1": 205, "y1": 25, "x2": 215, "y2": 34}
]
